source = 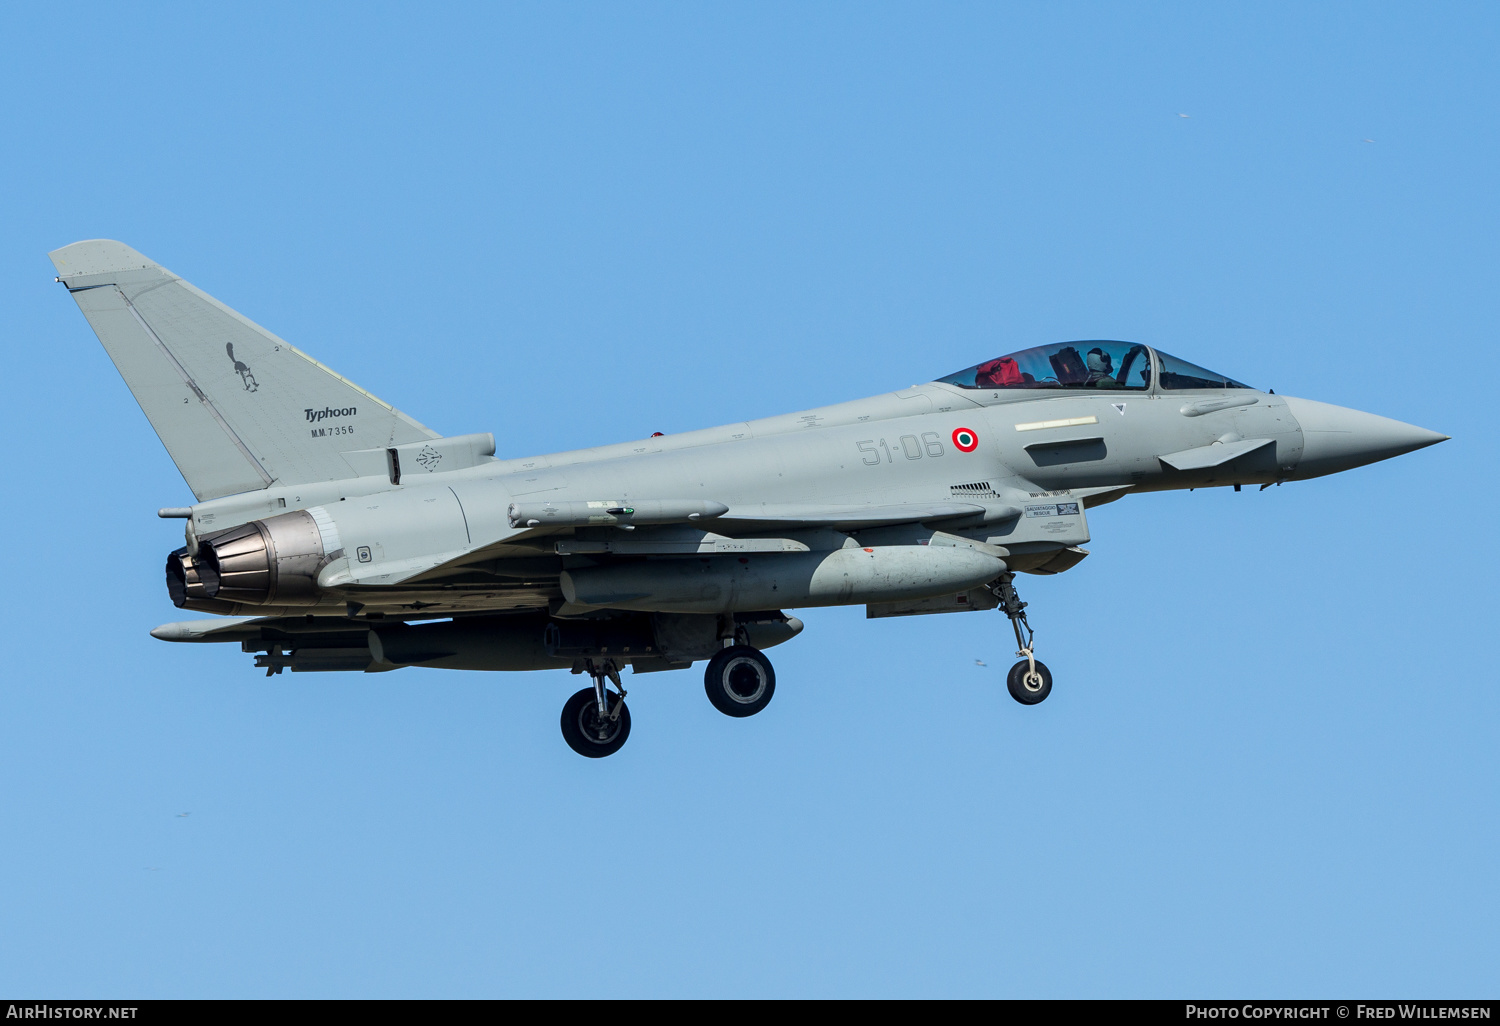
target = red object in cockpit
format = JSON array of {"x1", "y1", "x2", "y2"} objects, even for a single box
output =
[{"x1": 974, "y1": 356, "x2": 1022, "y2": 387}]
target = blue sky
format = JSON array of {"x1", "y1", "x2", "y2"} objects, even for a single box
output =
[{"x1": 0, "y1": 2, "x2": 1494, "y2": 997}]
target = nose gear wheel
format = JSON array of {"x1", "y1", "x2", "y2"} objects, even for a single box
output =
[{"x1": 1006, "y1": 658, "x2": 1052, "y2": 704}]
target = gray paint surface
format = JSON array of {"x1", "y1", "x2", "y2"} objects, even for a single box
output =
[{"x1": 52, "y1": 241, "x2": 1448, "y2": 677}]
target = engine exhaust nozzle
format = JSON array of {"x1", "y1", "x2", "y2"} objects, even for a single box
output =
[{"x1": 168, "y1": 509, "x2": 333, "y2": 608}]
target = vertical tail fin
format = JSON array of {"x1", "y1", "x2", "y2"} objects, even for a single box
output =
[{"x1": 50, "y1": 240, "x2": 437, "y2": 501}]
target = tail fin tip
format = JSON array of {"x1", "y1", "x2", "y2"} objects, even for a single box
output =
[{"x1": 49, "y1": 239, "x2": 161, "y2": 279}]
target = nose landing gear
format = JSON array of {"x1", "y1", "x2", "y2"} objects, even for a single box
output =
[
  {"x1": 560, "y1": 659, "x2": 631, "y2": 758},
  {"x1": 991, "y1": 572, "x2": 1053, "y2": 705}
]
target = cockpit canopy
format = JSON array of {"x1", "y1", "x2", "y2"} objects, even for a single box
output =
[{"x1": 936, "y1": 341, "x2": 1251, "y2": 392}]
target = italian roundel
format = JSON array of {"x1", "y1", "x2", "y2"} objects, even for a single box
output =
[{"x1": 952, "y1": 427, "x2": 979, "y2": 452}]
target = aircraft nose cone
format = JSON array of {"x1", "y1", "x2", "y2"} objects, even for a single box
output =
[{"x1": 1283, "y1": 396, "x2": 1448, "y2": 478}]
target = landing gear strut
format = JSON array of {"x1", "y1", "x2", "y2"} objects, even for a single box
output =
[
  {"x1": 991, "y1": 572, "x2": 1053, "y2": 705},
  {"x1": 560, "y1": 659, "x2": 632, "y2": 757}
]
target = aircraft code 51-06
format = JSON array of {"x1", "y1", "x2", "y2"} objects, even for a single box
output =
[{"x1": 856, "y1": 432, "x2": 947, "y2": 465}]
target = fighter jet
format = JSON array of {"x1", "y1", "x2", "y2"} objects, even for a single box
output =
[{"x1": 50, "y1": 240, "x2": 1448, "y2": 757}]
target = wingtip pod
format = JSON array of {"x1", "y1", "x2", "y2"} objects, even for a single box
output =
[{"x1": 48, "y1": 239, "x2": 164, "y2": 280}]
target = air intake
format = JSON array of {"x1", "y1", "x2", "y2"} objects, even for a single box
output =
[{"x1": 950, "y1": 481, "x2": 996, "y2": 496}]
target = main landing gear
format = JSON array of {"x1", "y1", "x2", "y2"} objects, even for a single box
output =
[
  {"x1": 704, "y1": 616, "x2": 776, "y2": 718},
  {"x1": 560, "y1": 659, "x2": 631, "y2": 758},
  {"x1": 704, "y1": 644, "x2": 776, "y2": 717},
  {"x1": 991, "y1": 572, "x2": 1053, "y2": 705},
  {"x1": 557, "y1": 631, "x2": 781, "y2": 757}
]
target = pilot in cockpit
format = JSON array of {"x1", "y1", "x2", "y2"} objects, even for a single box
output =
[{"x1": 1085, "y1": 347, "x2": 1115, "y2": 387}]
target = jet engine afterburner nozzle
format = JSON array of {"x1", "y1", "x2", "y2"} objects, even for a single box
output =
[
  {"x1": 165, "y1": 546, "x2": 219, "y2": 607},
  {"x1": 164, "y1": 546, "x2": 244, "y2": 614},
  {"x1": 197, "y1": 522, "x2": 271, "y2": 603},
  {"x1": 180, "y1": 509, "x2": 332, "y2": 607}
]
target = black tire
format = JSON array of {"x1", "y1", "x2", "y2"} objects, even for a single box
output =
[
  {"x1": 704, "y1": 645, "x2": 776, "y2": 717},
  {"x1": 1006, "y1": 659, "x2": 1053, "y2": 705},
  {"x1": 560, "y1": 686, "x2": 631, "y2": 757}
]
